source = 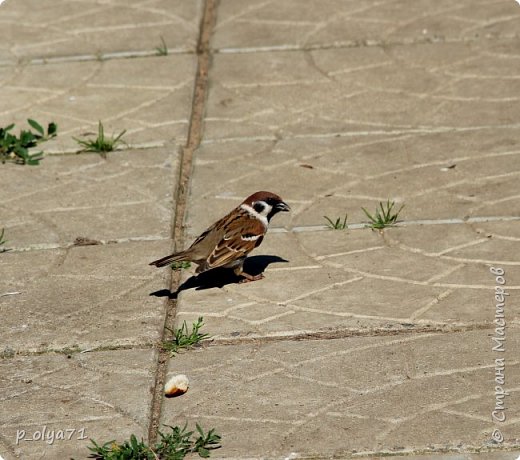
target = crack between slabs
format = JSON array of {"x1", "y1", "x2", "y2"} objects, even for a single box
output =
[
  {"x1": 207, "y1": 321, "x2": 498, "y2": 347},
  {"x1": 214, "y1": 33, "x2": 520, "y2": 54},
  {"x1": 1, "y1": 28, "x2": 516, "y2": 69},
  {"x1": 5, "y1": 215, "x2": 520, "y2": 254},
  {"x1": 146, "y1": 0, "x2": 218, "y2": 445},
  {"x1": 4, "y1": 320, "x2": 503, "y2": 359}
]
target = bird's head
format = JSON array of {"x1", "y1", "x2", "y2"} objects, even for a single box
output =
[{"x1": 242, "y1": 191, "x2": 290, "y2": 222}]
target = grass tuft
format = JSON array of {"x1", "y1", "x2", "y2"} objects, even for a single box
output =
[
  {"x1": 156, "y1": 36, "x2": 169, "y2": 56},
  {"x1": 87, "y1": 435, "x2": 150, "y2": 459},
  {"x1": 324, "y1": 214, "x2": 348, "y2": 230},
  {"x1": 0, "y1": 228, "x2": 7, "y2": 252},
  {"x1": 86, "y1": 424, "x2": 221, "y2": 459},
  {"x1": 362, "y1": 200, "x2": 404, "y2": 229},
  {"x1": 74, "y1": 121, "x2": 126, "y2": 158},
  {"x1": 163, "y1": 317, "x2": 209, "y2": 355}
]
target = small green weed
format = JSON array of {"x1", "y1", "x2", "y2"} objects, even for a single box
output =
[
  {"x1": 171, "y1": 261, "x2": 192, "y2": 270},
  {"x1": 87, "y1": 424, "x2": 221, "y2": 460},
  {"x1": 88, "y1": 435, "x2": 150, "y2": 459},
  {"x1": 324, "y1": 214, "x2": 348, "y2": 230},
  {"x1": 0, "y1": 119, "x2": 57, "y2": 165},
  {"x1": 156, "y1": 36, "x2": 169, "y2": 56},
  {"x1": 74, "y1": 121, "x2": 126, "y2": 158},
  {"x1": 163, "y1": 317, "x2": 209, "y2": 355},
  {"x1": 156, "y1": 424, "x2": 221, "y2": 459},
  {"x1": 362, "y1": 200, "x2": 404, "y2": 229},
  {"x1": 191, "y1": 425, "x2": 221, "y2": 458},
  {"x1": 0, "y1": 228, "x2": 7, "y2": 252}
]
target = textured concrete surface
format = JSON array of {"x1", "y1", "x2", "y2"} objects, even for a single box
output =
[
  {"x1": 0, "y1": 54, "x2": 196, "y2": 149},
  {"x1": 1, "y1": 0, "x2": 520, "y2": 459},
  {"x1": 174, "y1": 227, "x2": 520, "y2": 338},
  {"x1": 1, "y1": 240, "x2": 169, "y2": 353},
  {"x1": 163, "y1": 330, "x2": 520, "y2": 457},
  {"x1": 1, "y1": 148, "x2": 177, "y2": 247},
  {"x1": 0, "y1": 0, "x2": 203, "y2": 61},
  {"x1": 0, "y1": 349, "x2": 156, "y2": 459},
  {"x1": 212, "y1": 0, "x2": 520, "y2": 49}
]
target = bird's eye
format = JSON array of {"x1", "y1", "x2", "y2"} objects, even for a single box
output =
[{"x1": 253, "y1": 202, "x2": 265, "y2": 213}]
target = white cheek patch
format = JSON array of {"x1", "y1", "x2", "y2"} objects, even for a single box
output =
[
  {"x1": 240, "y1": 204, "x2": 268, "y2": 226},
  {"x1": 241, "y1": 234, "x2": 261, "y2": 241}
]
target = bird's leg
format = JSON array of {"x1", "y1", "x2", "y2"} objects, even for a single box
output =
[
  {"x1": 233, "y1": 265, "x2": 264, "y2": 283},
  {"x1": 239, "y1": 272, "x2": 265, "y2": 283}
]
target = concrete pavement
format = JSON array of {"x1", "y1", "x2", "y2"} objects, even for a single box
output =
[{"x1": 1, "y1": 0, "x2": 520, "y2": 458}]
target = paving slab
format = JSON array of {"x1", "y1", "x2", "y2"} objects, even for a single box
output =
[
  {"x1": 0, "y1": 239, "x2": 170, "y2": 353},
  {"x1": 173, "y1": 225, "x2": 520, "y2": 338},
  {"x1": 190, "y1": 130, "x2": 520, "y2": 223},
  {"x1": 0, "y1": 54, "x2": 196, "y2": 149},
  {"x1": 203, "y1": 39, "x2": 520, "y2": 143},
  {"x1": 213, "y1": 0, "x2": 520, "y2": 50},
  {"x1": 382, "y1": 454, "x2": 520, "y2": 460},
  {"x1": 1, "y1": 147, "x2": 177, "y2": 248},
  {"x1": 0, "y1": 0, "x2": 202, "y2": 62},
  {"x1": 1, "y1": 1, "x2": 195, "y2": 460},
  {"x1": 0, "y1": 349, "x2": 156, "y2": 460},
  {"x1": 161, "y1": 329, "x2": 520, "y2": 458},
  {"x1": 169, "y1": 1, "x2": 520, "y2": 457}
]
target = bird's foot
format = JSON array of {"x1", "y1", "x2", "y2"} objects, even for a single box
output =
[{"x1": 238, "y1": 272, "x2": 265, "y2": 283}]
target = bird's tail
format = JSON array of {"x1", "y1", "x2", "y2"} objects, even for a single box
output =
[{"x1": 149, "y1": 250, "x2": 191, "y2": 268}]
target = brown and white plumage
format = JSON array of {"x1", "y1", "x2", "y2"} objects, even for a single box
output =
[{"x1": 150, "y1": 191, "x2": 290, "y2": 282}]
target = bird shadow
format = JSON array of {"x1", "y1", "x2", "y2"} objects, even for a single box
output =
[{"x1": 149, "y1": 255, "x2": 288, "y2": 300}]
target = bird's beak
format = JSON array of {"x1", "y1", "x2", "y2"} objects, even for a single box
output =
[{"x1": 276, "y1": 201, "x2": 291, "y2": 212}]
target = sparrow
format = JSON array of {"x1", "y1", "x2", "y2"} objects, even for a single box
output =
[{"x1": 150, "y1": 191, "x2": 290, "y2": 282}]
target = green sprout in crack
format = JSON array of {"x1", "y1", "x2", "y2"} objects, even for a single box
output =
[
  {"x1": 170, "y1": 261, "x2": 192, "y2": 271},
  {"x1": 87, "y1": 435, "x2": 150, "y2": 460},
  {"x1": 157, "y1": 424, "x2": 221, "y2": 459},
  {"x1": 163, "y1": 317, "x2": 209, "y2": 355},
  {"x1": 362, "y1": 199, "x2": 404, "y2": 229},
  {"x1": 0, "y1": 119, "x2": 57, "y2": 165},
  {"x1": 0, "y1": 228, "x2": 7, "y2": 252},
  {"x1": 156, "y1": 36, "x2": 169, "y2": 56},
  {"x1": 74, "y1": 121, "x2": 126, "y2": 158},
  {"x1": 86, "y1": 423, "x2": 221, "y2": 459},
  {"x1": 324, "y1": 213, "x2": 348, "y2": 230}
]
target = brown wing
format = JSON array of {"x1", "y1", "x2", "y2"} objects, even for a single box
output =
[{"x1": 205, "y1": 211, "x2": 266, "y2": 269}]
